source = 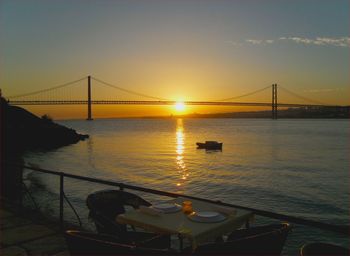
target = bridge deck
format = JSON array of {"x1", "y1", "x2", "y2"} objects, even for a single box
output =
[{"x1": 9, "y1": 100, "x2": 327, "y2": 108}]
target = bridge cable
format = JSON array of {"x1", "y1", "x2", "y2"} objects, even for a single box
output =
[
  {"x1": 91, "y1": 76, "x2": 170, "y2": 101},
  {"x1": 211, "y1": 85, "x2": 271, "y2": 102},
  {"x1": 278, "y1": 85, "x2": 328, "y2": 105},
  {"x1": 7, "y1": 77, "x2": 87, "y2": 99}
]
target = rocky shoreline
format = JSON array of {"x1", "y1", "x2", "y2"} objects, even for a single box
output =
[
  {"x1": 0, "y1": 96, "x2": 89, "y2": 200},
  {"x1": 1, "y1": 97, "x2": 88, "y2": 152}
]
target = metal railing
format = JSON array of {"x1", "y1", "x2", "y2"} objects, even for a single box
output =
[{"x1": 17, "y1": 164, "x2": 349, "y2": 236}]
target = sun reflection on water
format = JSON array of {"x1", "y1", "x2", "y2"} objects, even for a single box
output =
[{"x1": 175, "y1": 119, "x2": 189, "y2": 190}]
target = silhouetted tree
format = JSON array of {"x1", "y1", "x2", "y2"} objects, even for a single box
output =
[{"x1": 41, "y1": 114, "x2": 53, "y2": 123}]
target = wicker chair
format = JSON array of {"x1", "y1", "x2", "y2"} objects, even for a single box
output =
[
  {"x1": 86, "y1": 189, "x2": 170, "y2": 249},
  {"x1": 193, "y1": 223, "x2": 292, "y2": 255},
  {"x1": 65, "y1": 230, "x2": 175, "y2": 255},
  {"x1": 300, "y1": 242, "x2": 349, "y2": 256}
]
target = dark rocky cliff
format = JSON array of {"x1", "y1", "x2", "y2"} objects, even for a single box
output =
[
  {"x1": 1, "y1": 97, "x2": 88, "y2": 153},
  {"x1": 0, "y1": 96, "x2": 88, "y2": 200}
]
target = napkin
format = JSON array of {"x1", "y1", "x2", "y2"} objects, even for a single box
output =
[
  {"x1": 138, "y1": 205, "x2": 162, "y2": 216},
  {"x1": 211, "y1": 205, "x2": 237, "y2": 216}
]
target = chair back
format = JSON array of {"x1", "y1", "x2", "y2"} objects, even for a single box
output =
[
  {"x1": 195, "y1": 223, "x2": 292, "y2": 255},
  {"x1": 300, "y1": 242, "x2": 349, "y2": 256},
  {"x1": 65, "y1": 230, "x2": 134, "y2": 255},
  {"x1": 86, "y1": 189, "x2": 151, "y2": 235},
  {"x1": 65, "y1": 230, "x2": 172, "y2": 255}
]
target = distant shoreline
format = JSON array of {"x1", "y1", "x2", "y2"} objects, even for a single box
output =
[{"x1": 56, "y1": 106, "x2": 349, "y2": 121}]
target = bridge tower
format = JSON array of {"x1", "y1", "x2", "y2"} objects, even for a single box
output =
[
  {"x1": 272, "y1": 84, "x2": 278, "y2": 119},
  {"x1": 87, "y1": 75, "x2": 93, "y2": 120}
]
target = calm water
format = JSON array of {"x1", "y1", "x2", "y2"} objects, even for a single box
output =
[{"x1": 23, "y1": 118, "x2": 349, "y2": 254}]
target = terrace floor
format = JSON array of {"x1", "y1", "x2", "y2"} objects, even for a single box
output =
[{"x1": 0, "y1": 206, "x2": 69, "y2": 256}]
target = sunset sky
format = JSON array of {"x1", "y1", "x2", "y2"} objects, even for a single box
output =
[{"x1": 0, "y1": 0, "x2": 349, "y2": 119}]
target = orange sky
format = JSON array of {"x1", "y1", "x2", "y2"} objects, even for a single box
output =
[
  {"x1": 1, "y1": 1, "x2": 349, "y2": 119},
  {"x1": 22, "y1": 104, "x2": 274, "y2": 120}
]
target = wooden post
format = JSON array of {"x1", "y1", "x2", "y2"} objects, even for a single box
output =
[{"x1": 87, "y1": 76, "x2": 93, "y2": 120}]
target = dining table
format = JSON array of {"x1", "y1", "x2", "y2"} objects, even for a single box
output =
[{"x1": 116, "y1": 197, "x2": 254, "y2": 251}]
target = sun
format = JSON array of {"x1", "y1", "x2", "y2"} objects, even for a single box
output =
[{"x1": 174, "y1": 102, "x2": 186, "y2": 112}]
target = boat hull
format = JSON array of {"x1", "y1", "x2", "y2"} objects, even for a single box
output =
[{"x1": 196, "y1": 142, "x2": 223, "y2": 150}]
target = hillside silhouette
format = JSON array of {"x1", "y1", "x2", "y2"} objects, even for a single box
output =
[{"x1": 0, "y1": 96, "x2": 88, "y2": 200}]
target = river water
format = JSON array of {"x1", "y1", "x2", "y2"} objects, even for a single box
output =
[{"x1": 23, "y1": 118, "x2": 349, "y2": 254}]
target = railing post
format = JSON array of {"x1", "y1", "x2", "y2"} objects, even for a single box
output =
[
  {"x1": 245, "y1": 219, "x2": 250, "y2": 229},
  {"x1": 59, "y1": 173, "x2": 64, "y2": 230}
]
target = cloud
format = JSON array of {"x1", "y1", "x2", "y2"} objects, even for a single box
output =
[
  {"x1": 224, "y1": 40, "x2": 242, "y2": 46},
  {"x1": 288, "y1": 37, "x2": 313, "y2": 44},
  {"x1": 286, "y1": 37, "x2": 350, "y2": 47},
  {"x1": 246, "y1": 39, "x2": 276, "y2": 44},
  {"x1": 234, "y1": 36, "x2": 350, "y2": 47},
  {"x1": 246, "y1": 39, "x2": 263, "y2": 44},
  {"x1": 315, "y1": 37, "x2": 350, "y2": 47}
]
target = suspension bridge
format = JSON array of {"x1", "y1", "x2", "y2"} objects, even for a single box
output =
[{"x1": 4, "y1": 76, "x2": 339, "y2": 120}]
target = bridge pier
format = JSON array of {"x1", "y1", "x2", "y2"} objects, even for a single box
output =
[
  {"x1": 272, "y1": 84, "x2": 278, "y2": 119},
  {"x1": 87, "y1": 76, "x2": 93, "y2": 120}
]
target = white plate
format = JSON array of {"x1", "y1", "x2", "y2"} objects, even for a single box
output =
[
  {"x1": 188, "y1": 211, "x2": 227, "y2": 223},
  {"x1": 152, "y1": 203, "x2": 181, "y2": 213},
  {"x1": 196, "y1": 211, "x2": 220, "y2": 218}
]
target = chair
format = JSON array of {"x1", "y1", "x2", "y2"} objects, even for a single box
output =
[
  {"x1": 86, "y1": 189, "x2": 170, "y2": 249},
  {"x1": 300, "y1": 242, "x2": 349, "y2": 256},
  {"x1": 193, "y1": 223, "x2": 292, "y2": 255},
  {"x1": 65, "y1": 230, "x2": 174, "y2": 255},
  {"x1": 87, "y1": 189, "x2": 151, "y2": 234}
]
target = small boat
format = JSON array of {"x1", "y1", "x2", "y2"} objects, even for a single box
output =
[{"x1": 196, "y1": 141, "x2": 223, "y2": 150}]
